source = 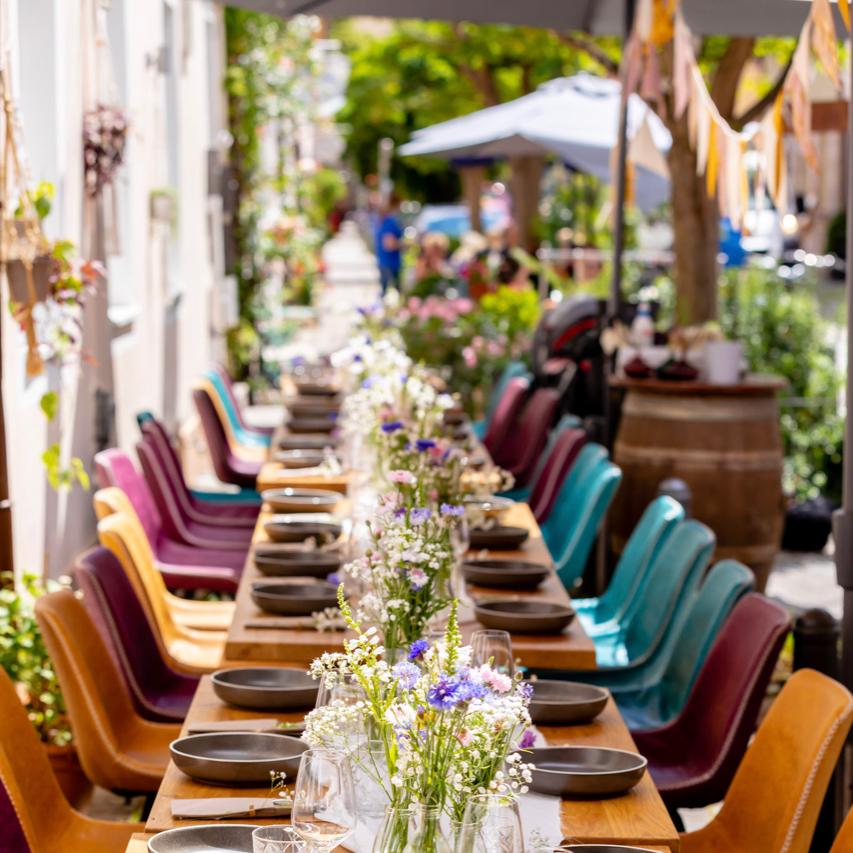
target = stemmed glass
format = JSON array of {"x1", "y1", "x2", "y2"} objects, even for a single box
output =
[
  {"x1": 449, "y1": 514, "x2": 472, "y2": 605},
  {"x1": 453, "y1": 793, "x2": 524, "y2": 853},
  {"x1": 470, "y1": 629, "x2": 515, "y2": 678},
  {"x1": 252, "y1": 825, "x2": 303, "y2": 853},
  {"x1": 292, "y1": 748, "x2": 356, "y2": 852}
]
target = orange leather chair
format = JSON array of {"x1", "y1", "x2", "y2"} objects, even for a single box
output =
[
  {"x1": 831, "y1": 807, "x2": 853, "y2": 852},
  {"x1": 0, "y1": 668, "x2": 142, "y2": 852},
  {"x1": 681, "y1": 668, "x2": 853, "y2": 853},
  {"x1": 35, "y1": 589, "x2": 180, "y2": 794}
]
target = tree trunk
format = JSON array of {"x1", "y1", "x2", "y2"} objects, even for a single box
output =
[
  {"x1": 508, "y1": 155, "x2": 545, "y2": 253},
  {"x1": 666, "y1": 114, "x2": 720, "y2": 325},
  {"x1": 459, "y1": 164, "x2": 485, "y2": 233}
]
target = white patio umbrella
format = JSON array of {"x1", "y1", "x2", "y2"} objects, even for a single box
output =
[{"x1": 398, "y1": 74, "x2": 671, "y2": 212}]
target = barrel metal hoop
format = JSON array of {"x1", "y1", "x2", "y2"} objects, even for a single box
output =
[
  {"x1": 614, "y1": 443, "x2": 783, "y2": 471},
  {"x1": 623, "y1": 393, "x2": 778, "y2": 422}
]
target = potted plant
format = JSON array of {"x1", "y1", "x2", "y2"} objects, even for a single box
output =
[
  {"x1": 0, "y1": 573, "x2": 90, "y2": 807},
  {"x1": 4, "y1": 182, "x2": 54, "y2": 304}
]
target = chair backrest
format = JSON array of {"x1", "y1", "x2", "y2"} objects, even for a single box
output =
[
  {"x1": 497, "y1": 387, "x2": 560, "y2": 484},
  {"x1": 204, "y1": 367, "x2": 268, "y2": 448},
  {"x1": 34, "y1": 590, "x2": 141, "y2": 791},
  {"x1": 193, "y1": 386, "x2": 245, "y2": 488},
  {"x1": 592, "y1": 496, "x2": 684, "y2": 624},
  {"x1": 0, "y1": 667, "x2": 70, "y2": 850},
  {"x1": 483, "y1": 376, "x2": 529, "y2": 461},
  {"x1": 621, "y1": 519, "x2": 715, "y2": 662},
  {"x1": 831, "y1": 806, "x2": 853, "y2": 852},
  {"x1": 140, "y1": 418, "x2": 198, "y2": 515},
  {"x1": 530, "y1": 427, "x2": 587, "y2": 522},
  {"x1": 485, "y1": 361, "x2": 530, "y2": 425},
  {"x1": 686, "y1": 669, "x2": 852, "y2": 853},
  {"x1": 553, "y1": 459, "x2": 622, "y2": 589},
  {"x1": 136, "y1": 435, "x2": 198, "y2": 543},
  {"x1": 74, "y1": 546, "x2": 195, "y2": 721},
  {"x1": 93, "y1": 449, "x2": 162, "y2": 546}
]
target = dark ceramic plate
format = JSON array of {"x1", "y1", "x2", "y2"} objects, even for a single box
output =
[
  {"x1": 273, "y1": 449, "x2": 325, "y2": 469},
  {"x1": 170, "y1": 732, "x2": 307, "y2": 786},
  {"x1": 251, "y1": 581, "x2": 339, "y2": 615},
  {"x1": 277, "y1": 435, "x2": 337, "y2": 451},
  {"x1": 469, "y1": 526, "x2": 530, "y2": 550},
  {"x1": 462, "y1": 559, "x2": 549, "y2": 591},
  {"x1": 474, "y1": 600, "x2": 575, "y2": 634},
  {"x1": 562, "y1": 847, "x2": 659, "y2": 852},
  {"x1": 288, "y1": 417, "x2": 336, "y2": 434},
  {"x1": 263, "y1": 517, "x2": 343, "y2": 544},
  {"x1": 147, "y1": 824, "x2": 256, "y2": 852},
  {"x1": 526, "y1": 746, "x2": 647, "y2": 797},
  {"x1": 254, "y1": 547, "x2": 341, "y2": 578},
  {"x1": 463, "y1": 496, "x2": 515, "y2": 518},
  {"x1": 294, "y1": 379, "x2": 340, "y2": 397},
  {"x1": 528, "y1": 680, "x2": 609, "y2": 725},
  {"x1": 287, "y1": 397, "x2": 341, "y2": 418},
  {"x1": 262, "y1": 488, "x2": 340, "y2": 513},
  {"x1": 212, "y1": 667, "x2": 319, "y2": 710},
  {"x1": 443, "y1": 410, "x2": 467, "y2": 426}
]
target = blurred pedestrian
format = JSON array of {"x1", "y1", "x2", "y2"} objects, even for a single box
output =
[{"x1": 374, "y1": 192, "x2": 403, "y2": 295}]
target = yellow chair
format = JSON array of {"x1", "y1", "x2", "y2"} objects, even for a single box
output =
[
  {"x1": 681, "y1": 668, "x2": 853, "y2": 853},
  {"x1": 0, "y1": 668, "x2": 143, "y2": 852},
  {"x1": 94, "y1": 486, "x2": 235, "y2": 632},
  {"x1": 831, "y1": 807, "x2": 853, "y2": 852},
  {"x1": 195, "y1": 378, "x2": 269, "y2": 464}
]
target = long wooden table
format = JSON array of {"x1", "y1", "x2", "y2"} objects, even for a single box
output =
[
  {"x1": 225, "y1": 501, "x2": 596, "y2": 671},
  {"x1": 144, "y1": 676, "x2": 679, "y2": 850}
]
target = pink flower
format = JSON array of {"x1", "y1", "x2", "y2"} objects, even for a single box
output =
[
  {"x1": 457, "y1": 729, "x2": 472, "y2": 747},
  {"x1": 389, "y1": 470, "x2": 417, "y2": 485},
  {"x1": 462, "y1": 347, "x2": 477, "y2": 368},
  {"x1": 478, "y1": 665, "x2": 513, "y2": 694}
]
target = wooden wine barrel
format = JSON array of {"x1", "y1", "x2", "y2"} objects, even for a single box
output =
[{"x1": 610, "y1": 375, "x2": 787, "y2": 591}]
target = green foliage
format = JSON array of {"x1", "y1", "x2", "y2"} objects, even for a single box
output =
[
  {"x1": 718, "y1": 269, "x2": 843, "y2": 502},
  {"x1": 37, "y1": 392, "x2": 90, "y2": 493},
  {"x1": 298, "y1": 167, "x2": 348, "y2": 232},
  {"x1": 0, "y1": 573, "x2": 71, "y2": 745},
  {"x1": 15, "y1": 181, "x2": 55, "y2": 221}
]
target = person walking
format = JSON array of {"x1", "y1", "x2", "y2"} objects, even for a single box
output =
[{"x1": 374, "y1": 192, "x2": 403, "y2": 295}]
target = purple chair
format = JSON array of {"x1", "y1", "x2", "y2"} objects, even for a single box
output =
[
  {"x1": 74, "y1": 547, "x2": 199, "y2": 723},
  {"x1": 633, "y1": 593, "x2": 790, "y2": 811},
  {"x1": 0, "y1": 785, "x2": 27, "y2": 853},
  {"x1": 493, "y1": 387, "x2": 560, "y2": 486},
  {"x1": 483, "y1": 377, "x2": 529, "y2": 461},
  {"x1": 136, "y1": 436, "x2": 254, "y2": 546},
  {"x1": 94, "y1": 448, "x2": 245, "y2": 573},
  {"x1": 193, "y1": 387, "x2": 262, "y2": 490},
  {"x1": 529, "y1": 428, "x2": 587, "y2": 522},
  {"x1": 139, "y1": 417, "x2": 259, "y2": 524}
]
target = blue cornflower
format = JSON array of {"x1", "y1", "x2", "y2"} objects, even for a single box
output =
[
  {"x1": 408, "y1": 639, "x2": 430, "y2": 661},
  {"x1": 381, "y1": 420, "x2": 404, "y2": 433},
  {"x1": 410, "y1": 507, "x2": 431, "y2": 525},
  {"x1": 361, "y1": 377, "x2": 373, "y2": 389},
  {"x1": 428, "y1": 676, "x2": 464, "y2": 711},
  {"x1": 440, "y1": 503, "x2": 465, "y2": 517},
  {"x1": 456, "y1": 673, "x2": 489, "y2": 702},
  {"x1": 415, "y1": 439, "x2": 437, "y2": 452},
  {"x1": 326, "y1": 572, "x2": 341, "y2": 586},
  {"x1": 391, "y1": 661, "x2": 421, "y2": 690}
]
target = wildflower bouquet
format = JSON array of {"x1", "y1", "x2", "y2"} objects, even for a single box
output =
[{"x1": 305, "y1": 596, "x2": 533, "y2": 850}]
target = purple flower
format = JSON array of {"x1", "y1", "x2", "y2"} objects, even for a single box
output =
[
  {"x1": 518, "y1": 728, "x2": 537, "y2": 750},
  {"x1": 428, "y1": 676, "x2": 464, "y2": 711},
  {"x1": 416, "y1": 439, "x2": 437, "y2": 452},
  {"x1": 410, "y1": 507, "x2": 431, "y2": 525},
  {"x1": 326, "y1": 572, "x2": 341, "y2": 586},
  {"x1": 381, "y1": 420, "x2": 404, "y2": 433},
  {"x1": 361, "y1": 377, "x2": 373, "y2": 389},
  {"x1": 456, "y1": 675, "x2": 489, "y2": 702},
  {"x1": 392, "y1": 661, "x2": 421, "y2": 690},
  {"x1": 440, "y1": 503, "x2": 465, "y2": 517},
  {"x1": 408, "y1": 639, "x2": 430, "y2": 661}
]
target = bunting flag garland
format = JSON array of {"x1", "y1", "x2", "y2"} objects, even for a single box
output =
[{"x1": 623, "y1": 0, "x2": 847, "y2": 227}]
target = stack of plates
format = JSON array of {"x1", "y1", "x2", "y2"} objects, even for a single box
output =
[
  {"x1": 211, "y1": 667, "x2": 319, "y2": 710},
  {"x1": 262, "y1": 488, "x2": 340, "y2": 513}
]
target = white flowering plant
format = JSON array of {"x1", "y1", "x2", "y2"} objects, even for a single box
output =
[{"x1": 305, "y1": 593, "x2": 534, "y2": 828}]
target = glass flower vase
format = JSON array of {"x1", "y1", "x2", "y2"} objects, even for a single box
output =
[{"x1": 372, "y1": 805, "x2": 452, "y2": 853}]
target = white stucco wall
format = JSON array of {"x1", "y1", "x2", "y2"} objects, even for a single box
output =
[{"x1": 3, "y1": 0, "x2": 229, "y2": 578}]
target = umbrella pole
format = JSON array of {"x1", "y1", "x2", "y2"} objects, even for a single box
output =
[
  {"x1": 609, "y1": 0, "x2": 637, "y2": 319},
  {"x1": 832, "y1": 50, "x2": 853, "y2": 815}
]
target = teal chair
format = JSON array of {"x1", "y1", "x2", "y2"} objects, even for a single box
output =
[
  {"x1": 542, "y1": 448, "x2": 622, "y2": 590},
  {"x1": 500, "y1": 413, "x2": 583, "y2": 503},
  {"x1": 472, "y1": 361, "x2": 530, "y2": 439},
  {"x1": 576, "y1": 496, "x2": 684, "y2": 633},
  {"x1": 616, "y1": 560, "x2": 754, "y2": 730},
  {"x1": 592, "y1": 519, "x2": 715, "y2": 667},
  {"x1": 203, "y1": 369, "x2": 271, "y2": 449}
]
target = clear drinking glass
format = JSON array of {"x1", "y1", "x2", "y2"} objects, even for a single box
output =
[
  {"x1": 252, "y1": 825, "x2": 304, "y2": 852},
  {"x1": 453, "y1": 794, "x2": 524, "y2": 853},
  {"x1": 470, "y1": 629, "x2": 515, "y2": 677},
  {"x1": 292, "y1": 748, "x2": 356, "y2": 852}
]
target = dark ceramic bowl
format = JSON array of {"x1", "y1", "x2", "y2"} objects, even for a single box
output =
[
  {"x1": 253, "y1": 547, "x2": 341, "y2": 579},
  {"x1": 294, "y1": 379, "x2": 339, "y2": 397},
  {"x1": 469, "y1": 526, "x2": 529, "y2": 550},
  {"x1": 147, "y1": 824, "x2": 256, "y2": 852},
  {"x1": 262, "y1": 488, "x2": 340, "y2": 513},
  {"x1": 263, "y1": 516, "x2": 343, "y2": 544},
  {"x1": 251, "y1": 581, "x2": 339, "y2": 615},
  {"x1": 528, "y1": 680, "x2": 610, "y2": 725},
  {"x1": 277, "y1": 435, "x2": 337, "y2": 451},
  {"x1": 273, "y1": 449, "x2": 325, "y2": 469},
  {"x1": 212, "y1": 667, "x2": 319, "y2": 710},
  {"x1": 526, "y1": 746, "x2": 647, "y2": 797},
  {"x1": 287, "y1": 397, "x2": 341, "y2": 418},
  {"x1": 473, "y1": 600, "x2": 575, "y2": 634},
  {"x1": 169, "y1": 733, "x2": 307, "y2": 786},
  {"x1": 463, "y1": 495, "x2": 515, "y2": 519},
  {"x1": 288, "y1": 417, "x2": 336, "y2": 434},
  {"x1": 462, "y1": 559, "x2": 550, "y2": 591}
]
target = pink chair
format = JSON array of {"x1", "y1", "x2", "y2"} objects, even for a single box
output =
[
  {"x1": 529, "y1": 428, "x2": 587, "y2": 522},
  {"x1": 483, "y1": 376, "x2": 529, "y2": 461}
]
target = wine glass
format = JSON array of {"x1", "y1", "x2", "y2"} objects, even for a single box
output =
[
  {"x1": 292, "y1": 748, "x2": 356, "y2": 852},
  {"x1": 453, "y1": 793, "x2": 524, "y2": 853},
  {"x1": 471, "y1": 629, "x2": 515, "y2": 677},
  {"x1": 252, "y1": 825, "x2": 303, "y2": 853}
]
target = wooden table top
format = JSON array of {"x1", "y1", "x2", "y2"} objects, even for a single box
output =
[
  {"x1": 225, "y1": 501, "x2": 596, "y2": 671},
  {"x1": 145, "y1": 677, "x2": 679, "y2": 851},
  {"x1": 256, "y1": 461, "x2": 352, "y2": 495}
]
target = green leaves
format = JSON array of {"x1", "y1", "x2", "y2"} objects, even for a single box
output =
[{"x1": 39, "y1": 391, "x2": 58, "y2": 422}]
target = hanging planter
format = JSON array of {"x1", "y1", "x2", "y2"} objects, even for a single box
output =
[
  {"x1": 83, "y1": 103, "x2": 128, "y2": 198},
  {"x1": 5, "y1": 254, "x2": 54, "y2": 305}
]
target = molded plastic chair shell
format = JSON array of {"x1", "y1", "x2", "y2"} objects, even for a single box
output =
[
  {"x1": 204, "y1": 366, "x2": 272, "y2": 448},
  {"x1": 472, "y1": 360, "x2": 530, "y2": 439},
  {"x1": 576, "y1": 495, "x2": 684, "y2": 628},
  {"x1": 195, "y1": 377, "x2": 268, "y2": 464},
  {"x1": 482, "y1": 376, "x2": 529, "y2": 462},
  {"x1": 831, "y1": 807, "x2": 853, "y2": 852},
  {"x1": 34, "y1": 590, "x2": 180, "y2": 794},
  {"x1": 680, "y1": 669, "x2": 852, "y2": 853},
  {"x1": 529, "y1": 428, "x2": 587, "y2": 522},
  {"x1": 494, "y1": 387, "x2": 560, "y2": 486},
  {"x1": 634, "y1": 592, "x2": 790, "y2": 810},
  {"x1": 74, "y1": 546, "x2": 199, "y2": 722},
  {"x1": 0, "y1": 668, "x2": 142, "y2": 852}
]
